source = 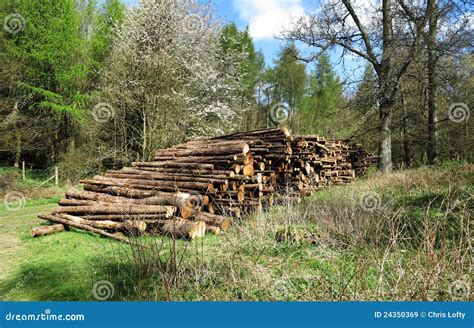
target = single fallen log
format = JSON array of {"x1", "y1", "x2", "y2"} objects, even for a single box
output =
[
  {"x1": 81, "y1": 214, "x2": 176, "y2": 221},
  {"x1": 30, "y1": 224, "x2": 65, "y2": 237}
]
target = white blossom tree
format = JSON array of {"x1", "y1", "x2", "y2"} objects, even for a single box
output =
[{"x1": 98, "y1": 0, "x2": 249, "y2": 161}]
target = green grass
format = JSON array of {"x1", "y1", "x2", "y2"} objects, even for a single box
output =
[
  {"x1": 0, "y1": 164, "x2": 472, "y2": 301},
  {"x1": 0, "y1": 203, "x2": 118, "y2": 300}
]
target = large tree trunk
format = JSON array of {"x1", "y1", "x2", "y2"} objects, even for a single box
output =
[
  {"x1": 376, "y1": 0, "x2": 394, "y2": 173},
  {"x1": 427, "y1": 0, "x2": 439, "y2": 165},
  {"x1": 377, "y1": 100, "x2": 393, "y2": 172}
]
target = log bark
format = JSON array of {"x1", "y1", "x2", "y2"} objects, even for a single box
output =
[
  {"x1": 52, "y1": 205, "x2": 176, "y2": 216},
  {"x1": 58, "y1": 214, "x2": 124, "y2": 230},
  {"x1": 30, "y1": 224, "x2": 65, "y2": 237},
  {"x1": 154, "y1": 142, "x2": 250, "y2": 157},
  {"x1": 132, "y1": 162, "x2": 214, "y2": 169},
  {"x1": 160, "y1": 219, "x2": 206, "y2": 240},
  {"x1": 82, "y1": 176, "x2": 212, "y2": 192},
  {"x1": 205, "y1": 225, "x2": 221, "y2": 235},
  {"x1": 192, "y1": 212, "x2": 231, "y2": 231},
  {"x1": 38, "y1": 215, "x2": 130, "y2": 243}
]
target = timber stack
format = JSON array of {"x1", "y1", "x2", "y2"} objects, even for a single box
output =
[{"x1": 35, "y1": 128, "x2": 374, "y2": 242}]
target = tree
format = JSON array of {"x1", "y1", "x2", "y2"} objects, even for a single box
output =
[
  {"x1": 219, "y1": 23, "x2": 265, "y2": 131},
  {"x1": 297, "y1": 53, "x2": 343, "y2": 135},
  {"x1": 273, "y1": 44, "x2": 306, "y2": 128},
  {"x1": 98, "y1": 0, "x2": 248, "y2": 162},
  {"x1": 89, "y1": 0, "x2": 125, "y2": 84},
  {"x1": 0, "y1": 0, "x2": 93, "y2": 165},
  {"x1": 419, "y1": 0, "x2": 471, "y2": 164},
  {"x1": 282, "y1": 0, "x2": 433, "y2": 173}
]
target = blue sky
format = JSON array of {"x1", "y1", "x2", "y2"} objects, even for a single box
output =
[{"x1": 121, "y1": 0, "x2": 368, "y2": 84}]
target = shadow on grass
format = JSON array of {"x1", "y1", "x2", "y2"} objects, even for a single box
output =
[{"x1": 0, "y1": 229, "x2": 125, "y2": 301}]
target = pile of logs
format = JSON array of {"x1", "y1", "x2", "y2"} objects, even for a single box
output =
[{"x1": 34, "y1": 128, "x2": 375, "y2": 241}]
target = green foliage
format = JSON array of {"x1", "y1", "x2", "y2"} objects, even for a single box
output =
[
  {"x1": 220, "y1": 24, "x2": 259, "y2": 94},
  {"x1": 296, "y1": 54, "x2": 343, "y2": 135},
  {"x1": 273, "y1": 44, "x2": 307, "y2": 127},
  {"x1": 1, "y1": 0, "x2": 97, "y2": 164},
  {"x1": 89, "y1": 0, "x2": 125, "y2": 78},
  {"x1": 219, "y1": 23, "x2": 266, "y2": 130}
]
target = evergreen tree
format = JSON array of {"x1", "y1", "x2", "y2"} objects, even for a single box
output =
[
  {"x1": 297, "y1": 53, "x2": 343, "y2": 134},
  {"x1": 1, "y1": 0, "x2": 93, "y2": 164},
  {"x1": 273, "y1": 44, "x2": 306, "y2": 128},
  {"x1": 219, "y1": 23, "x2": 265, "y2": 130}
]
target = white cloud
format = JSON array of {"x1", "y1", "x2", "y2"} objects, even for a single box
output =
[{"x1": 233, "y1": 0, "x2": 304, "y2": 40}]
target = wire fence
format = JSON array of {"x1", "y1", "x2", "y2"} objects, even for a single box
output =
[{"x1": 17, "y1": 161, "x2": 59, "y2": 188}]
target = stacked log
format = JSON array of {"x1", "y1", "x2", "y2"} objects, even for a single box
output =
[{"x1": 35, "y1": 128, "x2": 374, "y2": 242}]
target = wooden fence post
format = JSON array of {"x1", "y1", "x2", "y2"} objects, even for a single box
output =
[
  {"x1": 55, "y1": 166, "x2": 59, "y2": 186},
  {"x1": 22, "y1": 161, "x2": 26, "y2": 180}
]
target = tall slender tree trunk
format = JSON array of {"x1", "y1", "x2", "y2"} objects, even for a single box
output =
[
  {"x1": 427, "y1": 0, "x2": 439, "y2": 165},
  {"x1": 142, "y1": 109, "x2": 147, "y2": 161},
  {"x1": 401, "y1": 94, "x2": 410, "y2": 167},
  {"x1": 13, "y1": 102, "x2": 21, "y2": 168}
]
